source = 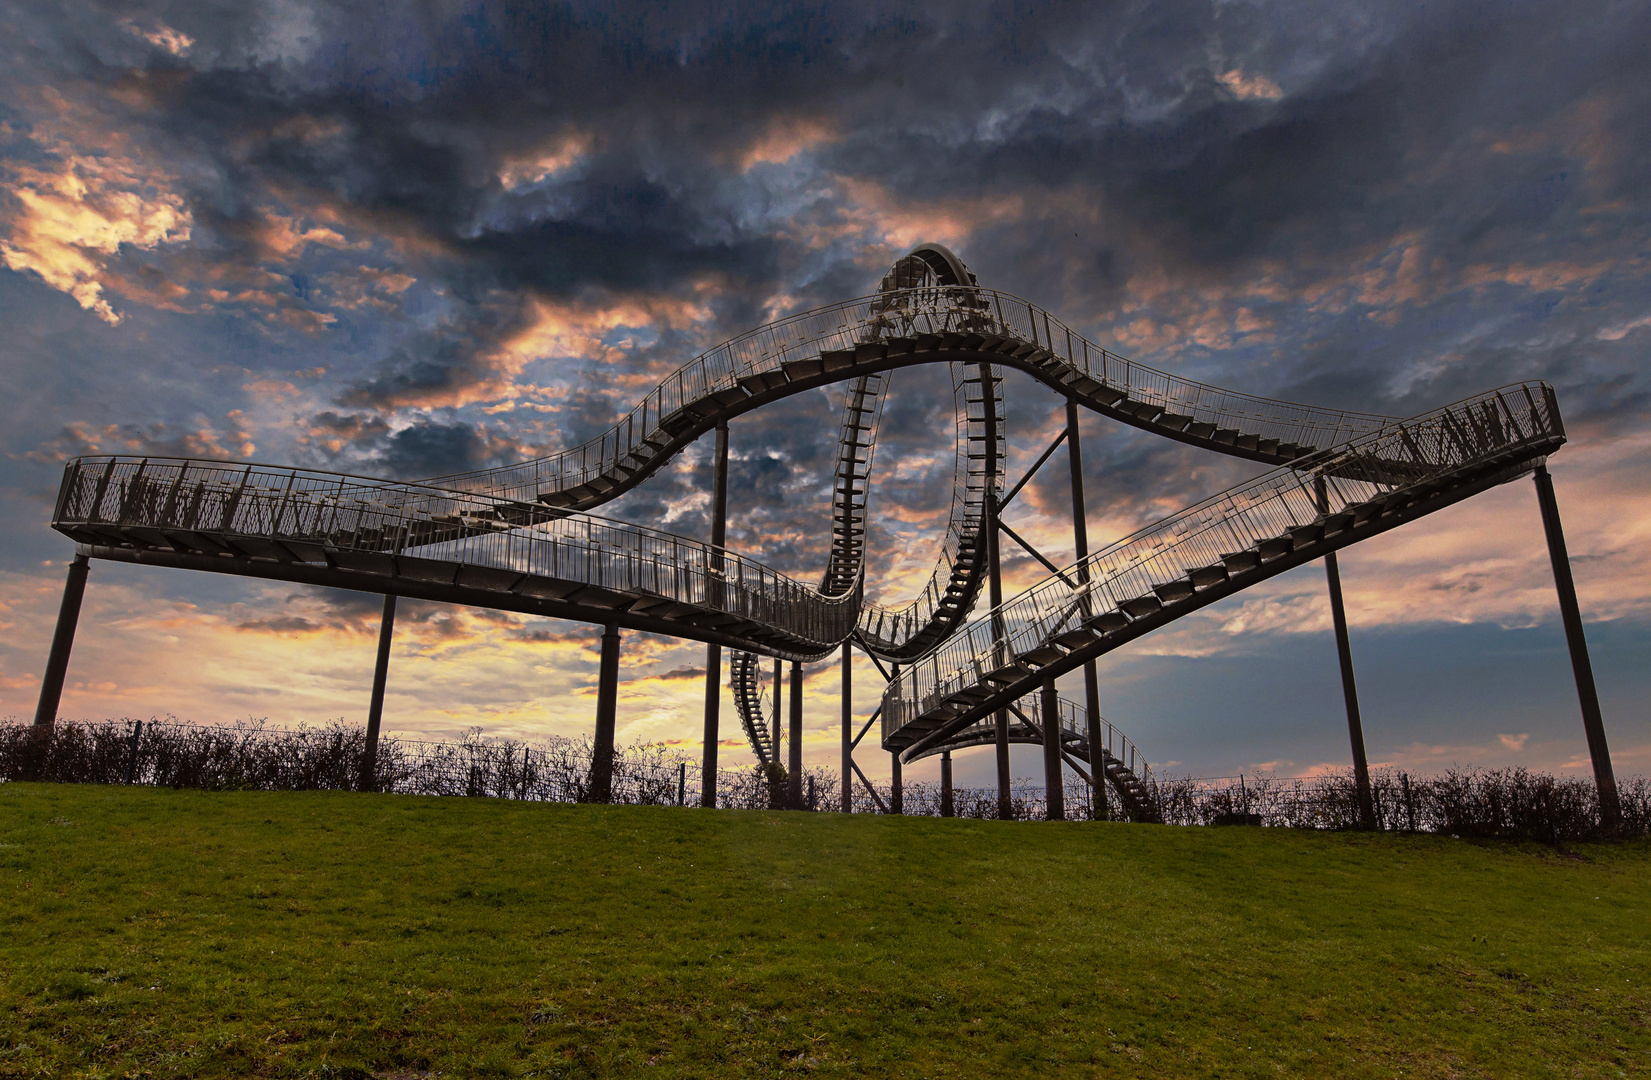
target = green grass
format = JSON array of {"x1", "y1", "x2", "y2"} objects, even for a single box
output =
[{"x1": 1, "y1": 783, "x2": 1646, "y2": 1079}]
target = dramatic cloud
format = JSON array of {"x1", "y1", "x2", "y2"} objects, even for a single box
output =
[{"x1": 1, "y1": 0, "x2": 1648, "y2": 779}]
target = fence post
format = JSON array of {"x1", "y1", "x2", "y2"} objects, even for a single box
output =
[
  {"x1": 124, "y1": 718, "x2": 144, "y2": 785},
  {"x1": 677, "y1": 761, "x2": 686, "y2": 807}
]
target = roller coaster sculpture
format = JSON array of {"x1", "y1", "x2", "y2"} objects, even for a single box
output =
[{"x1": 31, "y1": 246, "x2": 1624, "y2": 827}]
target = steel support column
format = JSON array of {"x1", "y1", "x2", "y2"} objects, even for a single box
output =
[
  {"x1": 890, "y1": 750, "x2": 903, "y2": 815},
  {"x1": 773, "y1": 657, "x2": 783, "y2": 758},
  {"x1": 978, "y1": 361, "x2": 1010, "y2": 820},
  {"x1": 592, "y1": 622, "x2": 621, "y2": 804},
  {"x1": 1533, "y1": 464, "x2": 1620, "y2": 830},
  {"x1": 33, "y1": 553, "x2": 90, "y2": 729},
  {"x1": 361, "y1": 593, "x2": 396, "y2": 791},
  {"x1": 1041, "y1": 675, "x2": 1065, "y2": 821},
  {"x1": 1066, "y1": 398, "x2": 1107, "y2": 821},
  {"x1": 699, "y1": 419, "x2": 729, "y2": 809},
  {"x1": 840, "y1": 642, "x2": 852, "y2": 813},
  {"x1": 940, "y1": 751, "x2": 954, "y2": 818},
  {"x1": 1316, "y1": 478, "x2": 1374, "y2": 829},
  {"x1": 788, "y1": 660, "x2": 804, "y2": 809}
]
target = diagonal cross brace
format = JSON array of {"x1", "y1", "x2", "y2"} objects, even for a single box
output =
[{"x1": 997, "y1": 520, "x2": 1080, "y2": 590}]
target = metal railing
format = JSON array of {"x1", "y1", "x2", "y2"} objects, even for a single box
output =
[
  {"x1": 429, "y1": 286, "x2": 1395, "y2": 504},
  {"x1": 882, "y1": 383, "x2": 1563, "y2": 739},
  {"x1": 912, "y1": 694, "x2": 1152, "y2": 790},
  {"x1": 856, "y1": 359, "x2": 1004, "y2": 651},
  {"x1": 52, "y1": 457, "x2": 860, "y2": 653}
]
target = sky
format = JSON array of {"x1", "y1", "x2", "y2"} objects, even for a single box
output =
[{"x1": 1, "y1": 0, "x2": 1648, "y2": 790}]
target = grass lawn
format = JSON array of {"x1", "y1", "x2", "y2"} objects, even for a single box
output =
[{"x1": 0, "y1": 782, "x2": 1646, "y2": 1078}]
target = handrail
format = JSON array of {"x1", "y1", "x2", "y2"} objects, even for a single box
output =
[
  {"x1": 430, "y1": 285, "x2": 1394, "y2": 504},
  {"x1": 881, "y1": 383, "x2": 1563, "y2": 741},
  {"x1": 53, "y1": 456, "x2": 860, "y2": 653}
]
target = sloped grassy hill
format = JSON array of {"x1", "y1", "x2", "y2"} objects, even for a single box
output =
[{"x1": 1, "y1": 782, "x2": 1646, "y2": 1078}]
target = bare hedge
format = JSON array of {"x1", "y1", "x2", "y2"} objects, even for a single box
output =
[{"x1": 3, "y1": 719, "x2": 1642, "y2": 838}]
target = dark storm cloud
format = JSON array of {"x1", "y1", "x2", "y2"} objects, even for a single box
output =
[
  {"x1": 8, "y1": 0, "x2": 1651, "y2": 582},
  {"x1": 380, "y1": 418, "x2": 495, "y2": 478}
]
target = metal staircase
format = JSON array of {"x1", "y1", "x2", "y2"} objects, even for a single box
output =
[
  {"x1": 728, "y1": 650, "x2": 776, "y2": 766},
  {"x1": 883, "y1": 383, "x2": 1567, "y2": 761},
  {"x1": 45, "y1": 246, "x2": 1574, "y2": 792},
  {"x1": 910, "y1": 691, "x2": 1160, "y2": 820}
]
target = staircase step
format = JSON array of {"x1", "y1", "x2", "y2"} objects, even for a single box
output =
[
  {"x1": 1086, "y1": 611, "x2": 1132, "y2": 634},
  {"x1": 1017, "y1": 645, "x2": 1066, "y2": 667},
  {"x1": 984, "y1": 664, "x2": 1031, "y2": 686},
  {"x1": 1152, "y1": 580, "x2": 1195, "y2": 604},
  {"x1": 1288, "y1": 523, "x2": 1325, "y2": 547},
  {"x1": 1257, "y1": 536, "x2": 1294, "y2": 561},
  {"x1": 1188, "y1": 563, "x2": 1229, "y2": 589},
  {"x1": 1120, "y1": 594, "x2": 1163, "y2": 619},
  {"x1": 785, "y1": 356, "x2": 828, "y2": 380},
  {"x1": 1054, "y1": 628, "x2": 1099, "y2": 650}
]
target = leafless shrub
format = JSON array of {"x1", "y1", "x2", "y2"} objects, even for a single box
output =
[
  {"x1": 1146, "y1": 768, "x2": 1649, "y2": 840},
  {"x1": 4, "y1": 719, "x2": 1643, "y2": 837}
]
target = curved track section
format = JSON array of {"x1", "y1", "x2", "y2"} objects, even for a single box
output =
[
  {"x1": 46, "y1": 248, "x2": 1568, "y2": 783},
  {"x1": 51, "y1": 460, "x2": 860, "y2": 660},
  {"x1": 882, "y1": 384, "x2": 1567, "y2": 761},
  {"x1": 728, "y1": 650, "x2": 778, "y2": 765}
]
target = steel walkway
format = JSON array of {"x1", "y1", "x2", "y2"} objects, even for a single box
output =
[{"x1": 46, "y1": 247, "x2": 1569, "y2": 803}]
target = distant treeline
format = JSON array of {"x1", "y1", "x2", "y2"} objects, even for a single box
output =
[{"x1": 3, "y1": 718, "x2": 1643, "y2": 839}]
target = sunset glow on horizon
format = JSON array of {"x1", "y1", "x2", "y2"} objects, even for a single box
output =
[{"x1": 2, "y1": 1, "x2": 1648, "y2": 789}]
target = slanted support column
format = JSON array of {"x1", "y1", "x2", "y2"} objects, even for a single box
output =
[
  {"x1": 592, "y1": 622, "x2": 621, "y2": 804},
  {"x1": 1042, "y1": 676, "x2": 1065, "y2": 821},
  {"x1": 1317, "y1": 477, "x2": 1375, "y2": 830},
  {"x1": 840, "y1": 642, "x2": 852, "y2": 813},
  {"x1": 1324, "y1": 552, "x2": 1376, "y2": 829},
  {"x1": 33, "y1": 553, "x2": 91, "y2": 729},
  {"x1": 940, "y1": 751, "x2": 954, "y2": 818},
  {"x1": 699, "y1": 419, "x2": 730, "y2": 809},
  {"x1": 361, "y1": 593, "x2": 396, "y2": 791},
  {"x1": 1533, "y1": 464, "x2": 1620, "y2": 830},
  {"x1": 890, "y1": 749, "x2": 903, "y2": 815},
  {"x1": 788, "y1": 660, "x2": 804, "y2": 808},
  {"x1": 1066, "y1": 398, "x2": 1107, "y2": 821}
]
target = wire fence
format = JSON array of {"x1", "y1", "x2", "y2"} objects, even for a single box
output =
[{"x1": 3, "y1": 719, "x2": 1642, "y2": 839}]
